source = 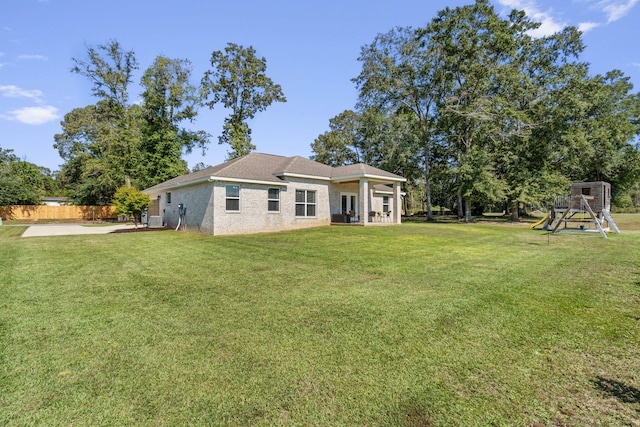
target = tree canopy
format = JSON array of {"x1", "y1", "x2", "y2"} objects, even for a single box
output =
[
  {"x1": 0, "y1": 147, "x2": 55, "y2": 206},
  {"x1": 201, "y1": 43, "x2": 286, "y2": 159},
  {"x1": 55, "y1": 41, "x2": 210, "y2": 205},
  {"x1": 52, "y1": 40, "x2": 289, "y2": 205},
  {"x1": 112, "y1": 186, "x2": 151, "y2": 228},
  {"x1": 313, "y1": 0, "x2": 640, "y2": 217}
]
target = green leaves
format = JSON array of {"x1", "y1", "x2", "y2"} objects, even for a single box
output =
[
  {"x1": 345, "y1": 0, "x2": 639, "y2": 218},
  {"x1": 71, "y1": 39, "x2": 138, "y2": 106},
  {"x1": 112, "y1": 186, "x2": 151, "y2": 226},
  {"x1": 0, "y1": 148, "x2": 48, "y2": 206},
  {"x1": 58, "y1": 41, "x2": 211, "y2": 203},
  {"x1": 201, "y1": 43, "x2": 286, "y2": 159}
]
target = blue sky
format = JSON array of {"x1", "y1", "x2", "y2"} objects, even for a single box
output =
[{"x1": 1, "y1": 0, "x2": 639, "y2": 172}]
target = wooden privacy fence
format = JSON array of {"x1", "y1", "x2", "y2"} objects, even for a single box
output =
[{"x1": 0, "y1": 205, "x2": 116, "y2": 221}]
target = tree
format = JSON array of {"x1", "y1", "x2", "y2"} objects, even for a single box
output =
[
  {"x1": 0, "y1": 147, "x2": 49, "y2": 206},
  {"x1": 559, "y1": 71, "x2": 640, "y2": 184},
  {"x1": 201, "y1": 43, "x2": 286, "y2": 159},
  {"x1": 354, "y1": 27, "x2": 443, "y2": 220},
  {"x1": 139, "y1": 55, "x2": 210, "y2": 188},
  {"x1": 490, "y1": 24, "x2": 585, "y2": 220},
  {"x1": 68, "y1": 40, "x2": 140, "y2": 188},
  {"x1": 56, "y1": 41, "x2": 210, "y2": 203},
  {"x1": 347, "y1": 0, "x2": 639, "y2": 216},
  {"x1": 310, "y1": 110, "x2": 361, "y2": 166},
  {"x1": 72, "y1": 39, "x2": 137, "y2": 105},
  {"x1": 112, "y1": 186, "x2": 151, "y2": 228},
  {"x1": 54, "y1": 101, "x2": 139, "y2": 205}
]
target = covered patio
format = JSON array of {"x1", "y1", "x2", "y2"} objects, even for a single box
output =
[{"x1": 329, "y1": 164, "x2": 405, "y2": 226}]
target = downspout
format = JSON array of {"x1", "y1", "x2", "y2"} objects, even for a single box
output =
[{"x1": 209, "y1": 178, "x2": 216, "y2": 236}]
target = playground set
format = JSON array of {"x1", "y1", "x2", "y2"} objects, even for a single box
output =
[{"x1": 531, "y1": 181, "x2": 620, "y2": 238}]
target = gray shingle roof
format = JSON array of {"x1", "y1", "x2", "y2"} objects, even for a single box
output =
[
  {"x1": 143, "y1": 152, "x2": 404, "y2": 193},
  {"x1": 332, "y1": 163, "x2": 403, "y2": 180}
]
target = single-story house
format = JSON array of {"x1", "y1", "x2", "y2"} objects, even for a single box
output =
[
  {"x1": 41, "y1": 196, "x2": 72, "y2": 206},
  {"x1": 142, "y1": 152, "x2": 406, "y2": 236}
]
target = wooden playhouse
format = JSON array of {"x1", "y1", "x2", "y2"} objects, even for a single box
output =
[{"x1": 544, "y1": 181, "x2": 620, "y2": 238}]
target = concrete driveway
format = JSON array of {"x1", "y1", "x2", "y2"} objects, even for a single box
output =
[{"x1": 20, "y1": 223, "x2": 138, "y2": 237}]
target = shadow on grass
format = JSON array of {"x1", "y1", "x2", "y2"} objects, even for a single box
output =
[
  {"x1": 397, "y1": 402, "x2": 434, "y2": 427},
  {"x1": 592, "y1": 376, "x2": 640, "y2": 407}
]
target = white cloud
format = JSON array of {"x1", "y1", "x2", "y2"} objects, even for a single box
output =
[
  {"x1": 495, "y1": 0, "x2": 567, "y2": 36},
  {"x1": 0, "y1": 85, "x2": 44, "y2": 102},
  {"x1": 578, "y1": 21, "x2": 602, "y2": 32},
  {"x1": 17, "y1": 54, "x2": 48, "y2": 61},
  {"x1": 497, "y1": 0, "x2": 639, "y2": 36},
  {"x1": 601, "y1": 0, "x2": 639, "y2": 22},
  {"x1": 2, "y1": 106, "x2": 59, "y2": 125}
]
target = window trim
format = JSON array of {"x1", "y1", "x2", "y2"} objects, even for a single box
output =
[
  {"x1": 166, "y1": 192, "x2": 172, "y2": 204},
  {"x1": 268, "y1": 188, "x2": 280, "y2": 213},
  {"x1": 225, "y1": 184, "x2": 240, "y2": 212},
  {"x1": 295, "y1": 189, "x2": 317, "y2": 218},
  {"x1": 383, "y1": 195, "x2": 389, "y2": 213}
]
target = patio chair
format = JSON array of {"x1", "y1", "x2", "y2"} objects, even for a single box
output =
[{"x1": 349, "y1": 210, "x2": 359, "y2": 223}]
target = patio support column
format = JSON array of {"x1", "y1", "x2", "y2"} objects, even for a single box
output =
[
  {"x1": 394, "y1": 181, "x2": 402, "y2": 224},
  {"x1": 360, "y1": 178, "x2": 369, "y2": 225}
]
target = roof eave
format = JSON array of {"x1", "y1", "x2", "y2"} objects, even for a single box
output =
[
  {"x1": 144, "y1": 175, "x2": 287, "y2": 193},
  {"x1": 143, "y1": 176, "x2": 212, "y2": 193},
  {"x1": 275, "y1": 172, "x2": 331, "y2": 181},
  {"x1": 331, "y1": 173, "x2": 406, "y2": 183}
]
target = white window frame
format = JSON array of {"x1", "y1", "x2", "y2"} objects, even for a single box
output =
[
  {"x1": 295, "y1": 189, "x2": 316, "y2": 218},
  {"x1": 225, "y1": 184, "x2": 240, "y2": 212},
  {"x1": 383, "y1": 195, "x2": 390, "y2": 213},
  {"x1": 268, "y1": 188, "x2": 280, "y2": 212}
]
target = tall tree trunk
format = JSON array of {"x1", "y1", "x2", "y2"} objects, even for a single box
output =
[
  {"x1": 511, "y1": 202, "x2": 520, "y2": 222},
  {"x1": 465, "y1": 197, "x2": 473, "y2": 222},
  {"x1": 424, "y1": 145, "x2": 433, "y2": 221}
]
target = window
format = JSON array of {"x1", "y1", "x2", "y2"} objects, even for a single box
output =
[
  {"x1": 226, "y1": 184, "x2": 240, "y2": 211},
  {"x1": 383, "y1": 196, "x2": 389, "y2": 212},
  {"x1": 268, "y1": 188, "x2": 280, "y2": 212},
  {"x1": 166, "y1": 192, "x2": 172, "y2": 204},
  {"x1": 295, "y1": 189, "x2": 316, "y2": 217}
]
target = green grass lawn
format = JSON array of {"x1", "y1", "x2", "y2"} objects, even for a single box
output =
[{"x1": 1, "y1": 216, "x2": 639, "y2": 426}]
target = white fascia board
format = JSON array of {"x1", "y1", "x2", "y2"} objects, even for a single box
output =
[
  {"x1": 374, "y1": 190, "x2": 407, "y2": 196},
  {"x1": 143, "y1": 176, "x2": 212, "y2": 193},
  {"x1": 209, "y1": 176, "x2": 287, "y2": 186},
  {"x1": 276, "y1": 172, "x2": 331, "y2": 181},
  {"x1": 373, "y1": 189, "x2": 407, "y2": 196},
  {"x1": 332, "y1": 173, "x2": 406, "y2": 183},
  {"x1": 144, "y1": 176, "x2": 286, "y2": 193}
]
